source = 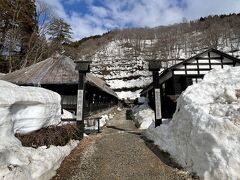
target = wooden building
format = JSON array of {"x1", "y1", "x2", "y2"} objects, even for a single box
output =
[
  {"x1": 141, "y1": 48, "x2": 240, "y2": 118},
  {"x1": 2, "y1": 54, "x2": 119, "y2": 116}
]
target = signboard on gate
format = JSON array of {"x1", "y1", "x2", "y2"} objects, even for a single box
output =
[
  {"x1": 154, "y1": 88, "x2": 162, "y2": 119},
  {"x1": 76, "y1": 89, "x2": 84, "y2": 121}
]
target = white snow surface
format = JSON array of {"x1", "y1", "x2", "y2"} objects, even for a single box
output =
[
  {"x1": 132, "y1": 97, "x2": 155, "y2": 129},
  {"x1": 89, "y1": 37, "x2": 240, "y2": 99},
  {"x1": 117, "y1": 89, "x2": 142, "y2": 100},
  {"x1": 90, "y1": 40, "x2": 152, "y2": 99},
  {"x1": 0, "y1": 140, "x2": 79, "y2": 180},
  {"x1": 61, "y1": 109, "x2": 76, "y2": 119},
  {"x1": 0, "y1": 80, "x2": 61, "y2": 134},
  {"x1": 0, "y1": 80, "x2": 78, "y2": 180},
  {"x1": 85, "y1": 113, "x2": 115, "y2": 131},
  {"x1": 145, "y1": 67, "x2": 240, "y2": 179}
]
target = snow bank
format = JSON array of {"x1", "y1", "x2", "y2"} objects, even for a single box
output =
[
  {"x1": 0, "y1": 80, "x2": 61, "y2": 134},
  {"x1": 86, "y1": 113, "x2": 114, "y2": 131},
  {"x1": 0, "y1": 80, "x2": 78, "y2": 180},
  {"x1": 99, "y1": 115, "x2": 110, "y2": 127},
  {"x1": 145, "y1": 67, "x2": 240, "y2": 179},
  {"x1": 0, "y1": 140, "x2": 78, "y2": 180},
  {"x1": 61, "y1": 109, "x2": 76, "y2": 119},
  {"x1": 132, "y1": 97, "x2": 155, "y2": 129}
]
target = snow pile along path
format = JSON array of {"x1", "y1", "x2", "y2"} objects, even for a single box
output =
[
  {"x1": 0, "y1": 140, "x2": 79, "y2": 180},
  {"x1": 0, "y1": 80, "x2": 79, "y2": 180},
  {"x1": 0, "y1": 80, "x2": 61, "y2": 134},
  {"x1": 85, "y1": 112, "x2": 116, "y2": 131},
  {"x1": 145, "y1": 67, "x2": 240, "y2": 179},
  {"x1": 132, "y1": 97, "x2": 155, "y2": 129}
]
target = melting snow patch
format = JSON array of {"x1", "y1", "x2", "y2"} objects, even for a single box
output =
[
  {"x1": 145, "y1": 67, "x2": 240, "y2": 179},
  {"x1": 132, "y1": 97, "x2": 155, "y2": 129},
  {"x1": 85, "y1": 114, "x2": 114, "y2": 131}
]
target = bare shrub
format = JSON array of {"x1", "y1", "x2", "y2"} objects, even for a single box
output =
[{"x1": 16, "y1": 124, "x2": 81, "y2": 148}]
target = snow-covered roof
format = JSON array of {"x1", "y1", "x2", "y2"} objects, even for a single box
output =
[{"x1": 1, "y1": 54, "x2": 118, "y2": 98}]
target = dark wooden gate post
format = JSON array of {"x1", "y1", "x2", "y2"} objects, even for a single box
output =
[
  {"x1": 147, "y1": 60, "x2": 162, "y2": 127},
  {"x1": 74, "y1": 60, "x2": 92, "y2": 139}
]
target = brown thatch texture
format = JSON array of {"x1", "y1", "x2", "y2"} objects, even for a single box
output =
[{"x1": 1, "y1": 54, "x2": 118, "y2": 98}]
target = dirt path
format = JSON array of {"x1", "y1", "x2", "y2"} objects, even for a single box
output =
[{"x1": 54, "y1": 109, "x2": 191, "y2": 180}]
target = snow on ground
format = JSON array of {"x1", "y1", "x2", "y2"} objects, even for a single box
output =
[
  {"x1": 145, "y1": 67, "x2": 240, "y2": 179},
  {"x1": 0, "y1": 140, "x2": 79, "y2": 180},
  {"x1": 131, "y1": 97, "x2": 155, "y2": 129},
  {"x1": 85, "y1": 113, "x2": 115, "y2": 131},
  {"x1": 0, "y1": 80, "x2": 79, "y2": 179},
  {"x1": 61, "y1": 109, "x2": 76, "y2": 119}
]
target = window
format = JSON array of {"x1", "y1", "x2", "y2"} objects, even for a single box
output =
[{"x1": 192, "y1": 77, "x2": 203, "y2": 84}]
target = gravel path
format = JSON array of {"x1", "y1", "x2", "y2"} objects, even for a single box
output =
[{"x1": 56, "y1": 109, "x2": 192, "y2": 180}]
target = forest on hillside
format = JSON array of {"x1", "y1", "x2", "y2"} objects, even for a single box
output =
[
  {"x1": 1, "y1": 0, "x2": 240, "y2": 73},
  {"x1": 75, "y1": 14, "x2": 240, "y2": 60},
  {"x1": 0, "y1": 0, "x2": 72, "y2": 73}
]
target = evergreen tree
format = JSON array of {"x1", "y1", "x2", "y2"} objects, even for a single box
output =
[{"x1": 47, "y1": 18, "x2": 72, "y2": 43}]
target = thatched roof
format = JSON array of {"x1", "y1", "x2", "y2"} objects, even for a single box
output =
[{"x1": 2, "y1": 54, "x2": 118, "y2": 98}]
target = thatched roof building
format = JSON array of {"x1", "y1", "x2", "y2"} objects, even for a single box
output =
[{"x1": 2, "y1": 54, "x2": 117, "y2": 98}]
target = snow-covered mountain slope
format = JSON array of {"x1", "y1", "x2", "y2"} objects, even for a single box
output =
[
  {"x1": 90, "y1": 40, "x2": 153, "y2": 99},
  {"x1": 88, "y1": 37, "x2": 240, "y2": 100}
]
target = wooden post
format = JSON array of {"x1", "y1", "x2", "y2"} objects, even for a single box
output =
[
  {"x1": 153, "y1": 71, "x2": 162, "y2": 127},
  {"x1": 147, "y1": 60, "x2": 162, "y2": 127},
  {"x1": 97, "y1": 118, "x2": 100, "y2": 133},
  {"x1": 76, "y1": 73, "x2": 85, "y2": 139},
  {"x1": 75, "y1": 60, "x2": 92, "y2": 139}
]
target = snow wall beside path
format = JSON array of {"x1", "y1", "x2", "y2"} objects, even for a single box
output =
[
  {"x1": 132, "y1": 97, "x2": 155, "y2": 129},
  {"x1": 145, "y1": 67, "x2": 240, "y2": 179},
  {"x1": 0, "y1": 80, "x2": 61, "y2": 136},
  {"x1": 0, "y1": 80, "x2": 78, "y2": 180}
]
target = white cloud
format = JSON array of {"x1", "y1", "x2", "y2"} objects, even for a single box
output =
[
  {"x1": 65, "y1": 0, "x2": 82, "y2": 5},
  {"x1": 90, "y1": 6, "x2": 109, "y2": 17},
  {"x1": 68, "y1": 12, "x2": 106, "y2": 39},
  {"x1": 38, "y1": 0, "x2": 240, "y2": 40}
]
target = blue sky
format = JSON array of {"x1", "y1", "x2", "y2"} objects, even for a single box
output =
[{"x1": 39, "y1": 0, "x2": 240, "y2": 40}]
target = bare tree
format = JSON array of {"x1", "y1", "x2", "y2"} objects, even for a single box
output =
[
  {"x1": 3, "y1": 1, "x2": 23, "y2": 72},
  {"x1": 21, "y1": 0, "x2": 54, "y2": 68}
]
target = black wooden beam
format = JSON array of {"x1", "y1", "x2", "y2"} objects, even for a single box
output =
[
  {"x1": 196, "y1": 57, "x2": 222, "y2": 60},
  {"x1": 196, "y1": 58, "x2": 200, "y2": 75},
  {"x1": 174, "y1": 68, "x2": 211, "y2": 71},
  {"x1": 183, "y1": 62, "x2": 233, "y2": 66},
  {"x1": 184, "y1": 64, "x2": 187, "y2": 75},
  {"x1": 220, "y1": 55, "x2": 224, "y2": 68},
  {"x1": 208, "y1": 52, "x2": 212, "y2": 69}
]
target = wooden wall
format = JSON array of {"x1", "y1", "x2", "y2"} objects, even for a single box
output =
[{"x1": 41, "y1": 84, "x2": 118, "y2": 116}]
